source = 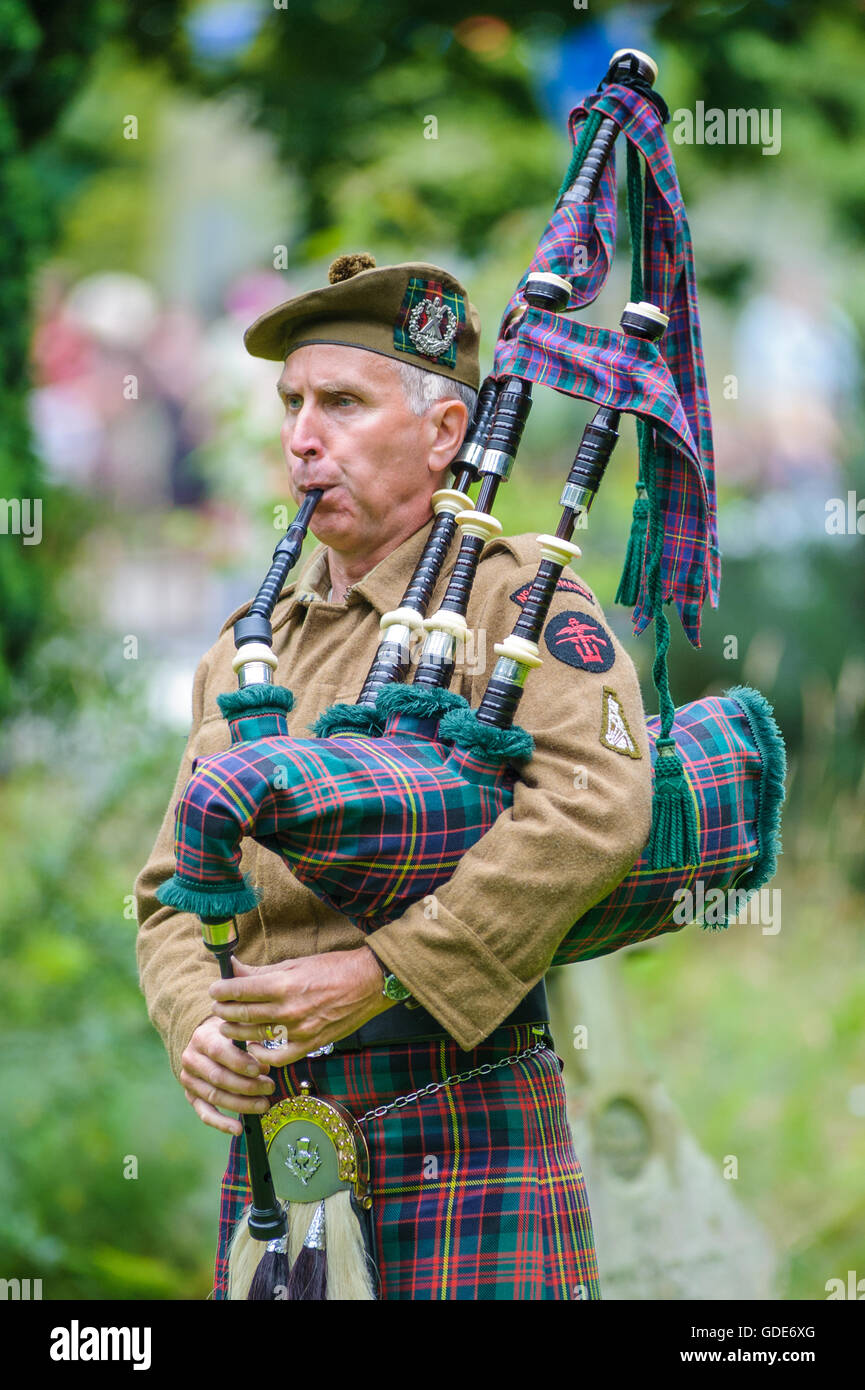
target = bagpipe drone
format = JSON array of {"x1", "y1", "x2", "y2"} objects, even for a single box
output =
[{"x1": 157, "y1": 47, "x2": 786, "y2": 1300}]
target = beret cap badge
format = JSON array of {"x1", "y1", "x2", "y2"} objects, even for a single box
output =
[{"x1": 408, "y1": 298, "x2": 459, "y2": 358}]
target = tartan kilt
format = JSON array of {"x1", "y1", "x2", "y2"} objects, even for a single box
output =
[{"x1": 213, "y1": 1024, "x2": 600, "y2": 1301}]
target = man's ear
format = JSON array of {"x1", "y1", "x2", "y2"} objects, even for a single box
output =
[{"x1": 426, "y1": 398, "x2": 469, "y2": 476}]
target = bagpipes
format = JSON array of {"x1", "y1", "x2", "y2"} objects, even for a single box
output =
[{"x1": 157, "y1": 47, "x2": 786, "y2": 1299}]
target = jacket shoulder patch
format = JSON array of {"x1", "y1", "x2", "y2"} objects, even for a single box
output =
[
  {"x1": 543, "y1": 610, "x2": 615, "y2": 673},
  {"x1": 600, "y1": 686, "x2": 641, "y2": 758},
  {"x1": 509, "y1": 574, "x2": 594, "y2": 610}
]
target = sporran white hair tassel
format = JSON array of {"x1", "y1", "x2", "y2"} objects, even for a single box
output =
[{"x1": 226, "y1": 1201, "x2": 291, "y2": 1300}]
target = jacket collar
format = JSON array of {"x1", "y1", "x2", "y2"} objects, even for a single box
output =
[
  {"x1": 219, "y1": 518, "x2": 530, "y2": 638},
  {"x1": 276, "y1": 517, "x2": 450, "y2": 628}
]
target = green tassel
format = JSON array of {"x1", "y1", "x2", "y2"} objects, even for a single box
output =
[
  {"x1": 375, "y1": 685, "x2": 468, "y2": 722},
  {"x1": 615, "y1": 485, "x2": 649, "y2": 607},
  {"x1": 216, "y1": 684, "x2": 295, "y2": 720},
  {"x1": 556, "y1": 109, "x2": 603, "y2": 203},
  {"x1": 438, "y1": 709, "x2": 534, "y2": 765},
  {"x1": 310, "y1": 703, "x2": 383, "y2": 738},
  {"x1": 155, "y1": 873, "x2": 261, "y2": 917},
  {"x1": 616, "y1": 145, "x2": 649, "y2": 612},
  {"x1": 646, "y1": 738, "x2": 700, "y2": 870},
  {"x1": 218, "y1": 684, "x2": 296, "y2": 742}
]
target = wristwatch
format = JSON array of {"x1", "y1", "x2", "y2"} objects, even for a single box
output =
[{"x1": 366, "y1": 945, "x2": 412, "y2": 1003}]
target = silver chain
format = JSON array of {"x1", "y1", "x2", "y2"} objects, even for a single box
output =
[{"x1": 355, "y1": 1039, "x2": 551, "y2": 1127}]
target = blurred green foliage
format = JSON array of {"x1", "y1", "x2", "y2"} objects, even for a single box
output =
[
  {"x1": 621, "y1": 848, "x2": 865, "y2": 1300},
  {"x1": 0, "y1": 0, "x2": 186, "y2": 714},
  {"x1": 0, "y1": 647, "x2": 222, "y2": 1298}
]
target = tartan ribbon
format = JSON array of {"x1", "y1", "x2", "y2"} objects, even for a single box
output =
[
  {"x1": 493, "y1": 134, "x2": 616, "y2": 349},
  {"x1": 509, "y1": 313, "x2": 701, "y2": 468},
  {"x1": 494, "y1": 82, "x2": 720, "y2": 646}
]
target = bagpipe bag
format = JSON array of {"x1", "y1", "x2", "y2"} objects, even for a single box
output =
[{"x1": 552, "y1": 685, "x2": 785, "y2": 965}]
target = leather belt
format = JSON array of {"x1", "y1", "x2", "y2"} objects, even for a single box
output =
[{"x1": 332, "y1": 979, "x2": 550, "y2": 1053}]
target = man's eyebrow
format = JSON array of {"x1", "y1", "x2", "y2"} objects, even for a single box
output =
[{"x1": 277, "y1": 379, "x2": 365, "y2": 399}]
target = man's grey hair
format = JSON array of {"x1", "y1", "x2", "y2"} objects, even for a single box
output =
[{"x1": 396, "y1": 359, "x2": 477, "y2": 424}]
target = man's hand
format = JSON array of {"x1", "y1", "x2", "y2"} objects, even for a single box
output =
[
  {"x1": 180, "y1": 1015, "x2": 275, "y2": 1136},
  {"x1": 209, "y1": 946, "x2": 398, "y2": 1067}
]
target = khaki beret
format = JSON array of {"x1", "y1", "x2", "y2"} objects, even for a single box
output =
[{"x1": 243, "y1": 253, "x2": 481, "y2": 390}]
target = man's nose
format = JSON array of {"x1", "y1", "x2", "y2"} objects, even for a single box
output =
[{"x1": 283, "y1": 402, "x2": 323, "y2": 459}]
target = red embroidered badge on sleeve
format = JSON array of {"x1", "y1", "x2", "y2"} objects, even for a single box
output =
[{"x1": 543, "y1": 610, "x2": 615, "y2": 673}]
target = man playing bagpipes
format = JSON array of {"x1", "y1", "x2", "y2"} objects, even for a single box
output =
[
  {"x1": 135, "y1": 248, "x2": 654, "y2": 1300},
  {"x1": 135, "y1": 49, "x2": 785, "y2": 1300}
]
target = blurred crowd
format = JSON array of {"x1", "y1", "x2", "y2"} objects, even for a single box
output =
[{"x1": 29, "y1": 265, "x2": 293, "y2": 511}]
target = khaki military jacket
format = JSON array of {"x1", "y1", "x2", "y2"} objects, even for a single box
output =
[{"x1": 135, "y1": 517, "x2": 653, "y2": 1079}]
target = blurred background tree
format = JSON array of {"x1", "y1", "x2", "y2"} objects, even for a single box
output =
[{"x1": 1, "y1": 0, "x2": 863, "y2": 1299}]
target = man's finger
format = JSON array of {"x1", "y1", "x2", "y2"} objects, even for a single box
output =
[
  {"x1": 210, "y1": 974, "x2": 291, "y2": 1006},
  {"x1": 182, "y1": 1052, "x2": 276, "y2": 1099},
  {"x1": 210, "y1": 998, "x2": 294, "y2": 1024},
  {"x1": 218, "y1": 1020, "x2": 298, "y2": 1045},
  {"x1": 185, "y1": 1090, "x2": 243, "y2": 1137},
  {"x1": 229, "y1": 956, "x2": 291, "y2": 977},
  {"x1": 181, "y1": 1068, "x2": 275, "y2": 1116},
  {"x1": 182, "y1": 1031, "x2": 268, "y2": 1081}
]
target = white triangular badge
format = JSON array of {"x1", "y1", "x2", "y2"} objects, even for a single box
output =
[{"x1": 600, "y1": 687, "x2": 641, "y2": 759}]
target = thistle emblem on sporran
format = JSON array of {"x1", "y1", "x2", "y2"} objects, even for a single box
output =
[
  {"x1": 284, "y1": 1135, "x2": 322, "y2": 1186},
  {"x1": 408, "y1": 297, "x2": 458, "y2": 358}
]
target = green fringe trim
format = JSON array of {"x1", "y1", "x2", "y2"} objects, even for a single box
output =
[
  {"x1": 155, "y1": 873, "x2": 261, "y2": 917},
  {"x1": 217, "y1": 684, "x2": 295, "y2": 720},
  {"x1": 438, "y1": 708, "x2": 534, "y2": 765},
  {"x1": 310, "y1": 703, "x2": 383, "y2": 738},
  {"x1": 375, "y1": 685, "x2": 469, "y2": 722},
  {"x1": 724, "y1": 684, "x2": 787, "y2": 893},
  {"x1": 647, "y1": 738, "x2": 700, "y2": 870},
  {"x1": 615, "y1": 486, "x2": 649, "y2": 607}
]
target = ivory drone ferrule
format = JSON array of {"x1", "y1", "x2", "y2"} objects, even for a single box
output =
[
  {"x1": 454, "y1": 510, "x2": 503, "y2": 543},
  {"x1": 493, "y1": 635, "x2": 543, "y2": 671},
  {"x1": 536, "y1": 535, "x2": 583, "y2": 565},
  {"x1": 233, "y1": 642, "x2": 279, "y2": 688},
  {"x1": 431, "y1": 487, "x2": 473, "y2": 516},
  {"x1": 422, "y1": 609, "x2": 470, "y2": 641},
  {"x1": 379, "y1": 607, "x2": 425, "y2": 634},
  {"x1": 527, "y1": 270, "x2": 572, "y2": 296}
]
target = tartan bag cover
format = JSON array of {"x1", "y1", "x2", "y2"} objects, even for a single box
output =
[
  {"x1": 214, "y1": 1025, "x2": 600, "y2": 1301},
  {"x1": 157, "y1": 709, "x2": 519, "y2": 924},
  {"x1": 552, "y1": 685, "x2": 786, "y2": 966},
  {"x1": 158, "y1": 686, "x2": 784, "y2": 963}
]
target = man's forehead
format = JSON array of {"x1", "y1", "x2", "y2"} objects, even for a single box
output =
[{"x1": 277, "y1": 343, "x2": 400, "y2": 391}]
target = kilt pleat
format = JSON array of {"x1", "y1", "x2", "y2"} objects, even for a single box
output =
[{"x1": 213, "y1": 1025, "x2": 600, "y2": 1301}]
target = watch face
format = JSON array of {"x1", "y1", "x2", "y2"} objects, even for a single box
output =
[{"x1": 384, "y1": 974, "x2": 411, "y2": 1002}]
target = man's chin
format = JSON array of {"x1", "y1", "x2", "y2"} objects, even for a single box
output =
[{"x1": 308, "y1": 512, "x2": 354, "y2": 547}]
